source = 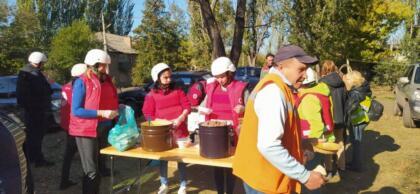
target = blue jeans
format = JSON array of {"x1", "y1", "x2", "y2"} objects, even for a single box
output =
[
  {"x1": 159, "y1": 161, "x2": 187, "y2": 187},
  {"x1": 349, "y1": 123, "x2": 367, "y2": 170},
  {"x1": 243, "y1": 182, "x2": 264, "y2": 194}
]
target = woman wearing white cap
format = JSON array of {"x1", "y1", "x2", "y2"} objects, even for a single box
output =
[
  {"x1": 142, "y1": 63, "x2": 191, "y2": 194},
  {"x1": 59, "y1": 63, "x2": 87, "y2": 190},
  {"x1": 200, "y1": 57, "x2": 248, "y2": 194},
  {"x1": 69, "y1": 49, "x2": 119, "y2": 194}
]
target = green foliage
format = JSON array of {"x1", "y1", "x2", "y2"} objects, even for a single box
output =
[
  {"x1": 0, "y1": 0, "x2": 7, "y2": 26},
  {"x1": 0, "y1": 7, "x2": 43, "y2": 75},
  {"x1": 242, "y1": 0, "x2": 282, "y2": 66},
  {"x1": 180, "y1": 1, "x2": 212, "y2": 71},
  {"x1": 373, "y1": 60, "x2": 408, "y2": 86},
  {"x1": 214, "y1": 0, "x2": 235, "y2": 48},
  {"x1": 131, "y1": 0, "x2": 183, "y2": 85},
  {"x1": 284, "y1": 0, "x2": 413, "y2": 64},
  {"x1": 47, "y1": 20, "x2": 99, "y2": 83}
]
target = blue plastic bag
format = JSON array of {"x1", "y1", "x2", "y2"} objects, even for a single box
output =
[{"x1": 108, "y1": 105, "x2": 140, "y2": 151}]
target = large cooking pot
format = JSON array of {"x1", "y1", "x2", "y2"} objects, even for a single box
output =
[
  {"x1": 140, "y1": 120, "x2": 173, "y2": 152},
  {"x1": 198, "y1": 121, "x2": 233, "y2": 159}
]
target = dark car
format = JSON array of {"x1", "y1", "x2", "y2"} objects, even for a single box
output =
[
  {"x1": 234, "y1": 66, "x2": 261, "y2": 90},
  {"x1": 119, "y1": 71, "x2": 212, "y2": 117},
  {"x1": 0, "y1": 75, "x2": 62, "y2": 130}
]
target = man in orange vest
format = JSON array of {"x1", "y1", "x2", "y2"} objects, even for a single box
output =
[{"x1": 233, "y1": 45, "x2": 326, "y2": 194}]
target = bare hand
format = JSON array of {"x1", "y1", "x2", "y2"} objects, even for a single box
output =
[
  {"x1": 98, "y1": 110, "x2": 119, "y2": 119},
  {"x1": 304, "y1": 171, "x2": 326, "y2": 190},
  {"x1": 234, "y1": 105, "x2": 245, "y2": 114}
]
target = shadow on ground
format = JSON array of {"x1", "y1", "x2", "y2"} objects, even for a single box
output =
[{"x1": 323, "y1": 130, "x2": 400, "y2": 194}]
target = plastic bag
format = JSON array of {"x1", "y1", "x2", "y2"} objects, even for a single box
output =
[{"x1": 108, "y1": 105, "x2": 140, "y2": 151}]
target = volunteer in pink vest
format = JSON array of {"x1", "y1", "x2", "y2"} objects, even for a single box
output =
[
  {"x1": 142, "y1": 63, "x2": 191, "y2": 194},
  {"x1": 200, "y1": 57, "x2": 248, "y2": 194},
  {"x1": 59, "y1": 63, "x2": 87, "y2": 190},
  {"x1": 69, "y1": 49, "x2": 119, "y2": 194}
]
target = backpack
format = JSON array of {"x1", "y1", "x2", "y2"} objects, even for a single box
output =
[
  {"x1": 187, "y1": 80, "x2": 206, "y2": 106},
  {"x1": 360, "y1": 96, "x2": 384, "y2": 122}
]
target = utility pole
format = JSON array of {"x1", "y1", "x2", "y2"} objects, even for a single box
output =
[{"x1": 101, "y1": 11, "x2": 107, "y2": 53}]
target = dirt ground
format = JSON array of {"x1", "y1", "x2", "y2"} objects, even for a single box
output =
[{"x1": 32, "y1": 87, "x2": 420, "y2": 194}]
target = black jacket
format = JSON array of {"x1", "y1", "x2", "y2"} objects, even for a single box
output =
[
  {"x1": 16, "y1": 64, "x2": 52, "y2": 111},
  {"x1": 320, "y1": 72, "x2": 347, "y2": 128},
  {"x1": 345, "y1": 81, "x2": 372, "y2": 127}
]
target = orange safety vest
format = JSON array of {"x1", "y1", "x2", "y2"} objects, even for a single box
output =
[{"x1": 233, "y1": 73, "x2": 303, "y2": 194}]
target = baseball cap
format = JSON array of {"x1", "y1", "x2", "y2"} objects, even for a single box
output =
[{"x1": 274, "y1": 45, "x2": 318, "y2": 64}]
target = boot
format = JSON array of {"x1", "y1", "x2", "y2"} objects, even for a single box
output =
[{"x1": 82, "y1": 175, "x2": 100, "y2": 194}]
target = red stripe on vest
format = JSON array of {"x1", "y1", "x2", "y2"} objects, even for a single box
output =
[{"x1": 296, "y1": 93, "x2": 334, "y2": 138}]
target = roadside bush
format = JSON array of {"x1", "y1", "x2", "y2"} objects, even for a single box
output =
[{"x1": 373, "y1": 61, "x2": 408, "y2": 87}]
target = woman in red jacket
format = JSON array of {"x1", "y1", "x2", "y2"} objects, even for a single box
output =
[
  {"x1": 69, "y1": 49, "x2": 119, "y2": 194},
  {"x1": 59, "y1": 63, "x2": 87, "y2": 190},
  {"x1": 201, "y1": 57, "x2": 248, "y2": 194},
  {"x1": 142, "y1": 63, "x2": 191, "y2": 194}
]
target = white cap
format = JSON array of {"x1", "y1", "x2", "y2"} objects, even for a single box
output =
[
  {"x1": 303, "y1": 67, "x2": 317, "y2": 85},
  {"x1": 211, "y1": 57, "x2": 236, "y2": 76},
  {"x1": 151, "y1": 63, "x2": 170, "y2": 82},
  {"x1": 71, "y1": 63, "x2": 87, "y2": 77},
  {"x1": 84, "y1": 49, "x2": 111, "y2": 66},
  {"x1": 28, "y1": 52, "x2": 47, "y2": 64}
]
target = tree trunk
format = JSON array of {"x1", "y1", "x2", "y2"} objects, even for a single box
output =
[
  {"x1": 197, "y1": 0, "x2": 226, "y2": 59},
  {"x1": 229, "y1": 0, "x2": 246, "y2": 66}
]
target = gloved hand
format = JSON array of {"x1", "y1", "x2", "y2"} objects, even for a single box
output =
[
  {"x1": 97, "y1": 110, "x2": 119, "y2": 119},
  {"x1": 234, "y1": 105, "x2": 245, "y2": 114}
]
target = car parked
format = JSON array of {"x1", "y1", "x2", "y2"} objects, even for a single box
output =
[
  {"x1": 119, "y1": 71, "x2": 212, "y2": 118},
  {"x1": 0, "y1": 75, "x2": 62, "y2": 130},
  {"x1": 394, "y1": 63, "x2": 420, "y2": 128},
  {"x1": 234, "y1": 66, "x2": 261, "y2": 90}
]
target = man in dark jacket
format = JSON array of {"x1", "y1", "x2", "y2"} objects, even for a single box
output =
[
  {"x1": 16, "y1": 51, "x2": 54, "y2": 167},
  {"x1": 319, "y1": 61, "x2": 347, "y2": 174}
]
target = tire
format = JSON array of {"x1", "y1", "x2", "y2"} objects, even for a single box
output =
[
  {"x1": 403, "y1": 102, "x2": 416, "y2": 128},
  {"x1": 393, "y1": 100, "x2": 402, "y2": 116}
]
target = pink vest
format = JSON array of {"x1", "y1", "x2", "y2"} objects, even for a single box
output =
[
  {"x1": 60, "y1": 82, "x2": 72, "y2": 131},
  {"x1": 69, "y1": 74, "x2": 101, "y2": 138},
  {"x1": 99, "y1": 76, "x2": 118, "y2": 121},
  {"x1": 296, "y1": 93, "x2": 334, "y2": 138},
  {"x1": 143, "y1": 89, "x2": 190, "y2": 139},
  {"x1": 205, "y1": 80, "x2": 247, "y2": 138}
]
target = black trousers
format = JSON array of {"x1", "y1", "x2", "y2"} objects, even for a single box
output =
[
  {"x1": 24, "y1": 110, "x2": 47, "y2": 163},
  {"x1": 75, "y1": 123, "x2": 111, "y2": 194},
  {"x1": 214, "y1": 167, "x2": 236, "y2": 194},
  {"x1": 61, "y1": 133, "x2": 78, "y2": 183}
]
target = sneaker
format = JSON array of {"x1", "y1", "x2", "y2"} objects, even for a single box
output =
[
  {"x1": 178, "y1": 186, "x2": 187, "y2": 194},
  {"x1": 158, "y1": 184, "x2": 169, "y2": 194}
]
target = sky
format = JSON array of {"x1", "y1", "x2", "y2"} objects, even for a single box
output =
[{"x1": 131, "y1": 0, "x2": 188, "y2": 29}]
